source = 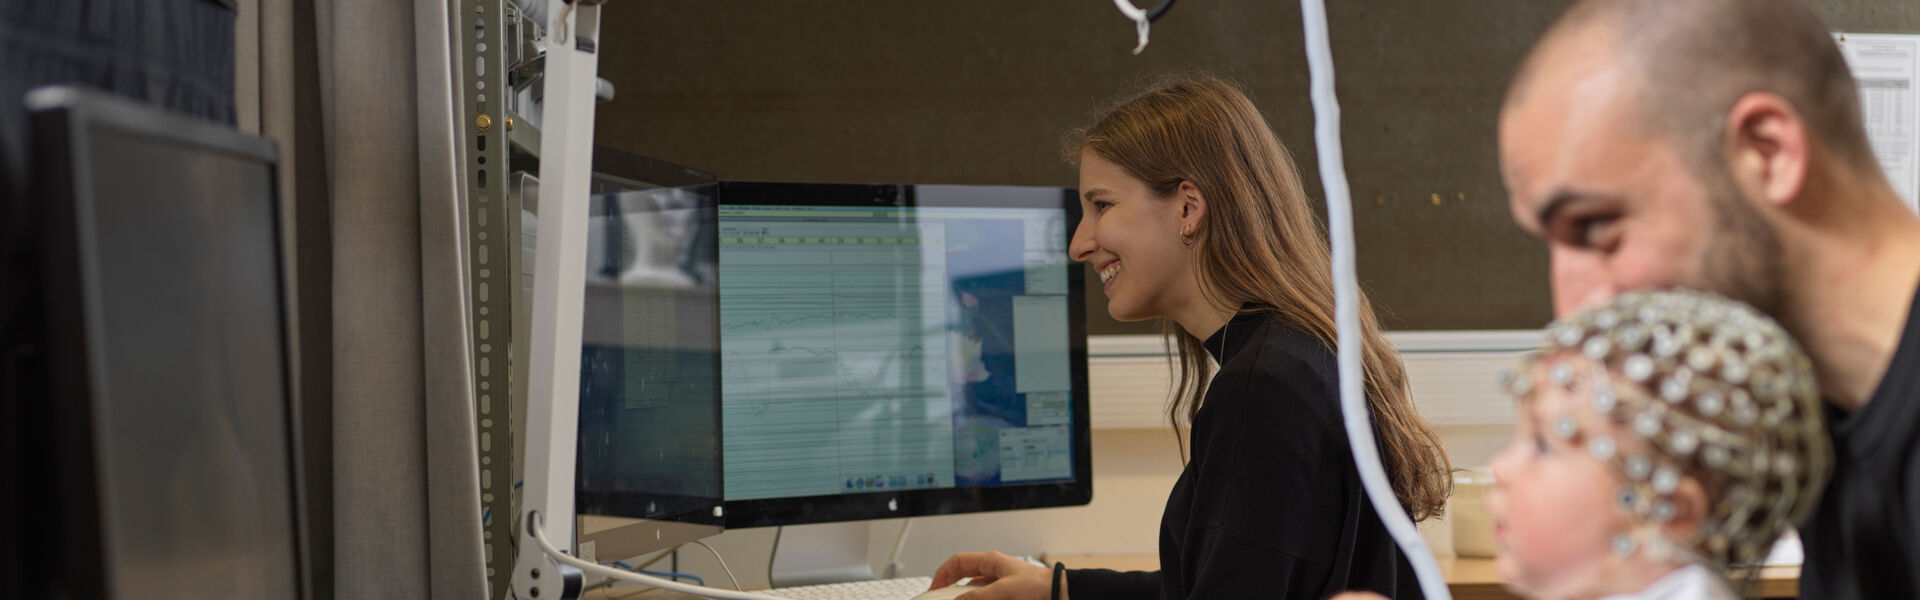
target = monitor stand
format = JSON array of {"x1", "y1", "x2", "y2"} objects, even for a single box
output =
[{"x1": 768, "y1": 522, "x2": 878, "y2": 587}]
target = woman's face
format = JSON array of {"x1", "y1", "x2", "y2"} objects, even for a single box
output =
[
  {"x1": 1485, "y1": 365, "x2": 1635, "y2": 599},
  {"x1": 1070, "y1": 149, "x2": 1196, "y2": 322}
]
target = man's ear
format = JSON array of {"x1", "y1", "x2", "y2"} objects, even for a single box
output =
[
  {"x1": 1724, "y1": 92, "x2": 1810, "y2": 209},
  {"x1": 1177, "y1": 180, "x2": 1207, "y2": 231}
]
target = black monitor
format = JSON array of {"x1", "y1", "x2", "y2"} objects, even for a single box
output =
[
  {"x1": 715, "y1": 182, "x2": 1091, "y2": 528},
  {"x1": 512, "y1": 147, "x2": 726, "y2": 561},
  {"x1": 14, "y1": 87, "x2": 305, "y2": 599}
]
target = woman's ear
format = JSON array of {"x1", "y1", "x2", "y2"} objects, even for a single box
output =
[{"x1": 1177, "y1": 180, "x2": 1207, "y2": 231}]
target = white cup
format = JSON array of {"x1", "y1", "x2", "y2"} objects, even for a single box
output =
[{"x1": 1451, "y1": 467, "x2": 1497, "y2": 558}]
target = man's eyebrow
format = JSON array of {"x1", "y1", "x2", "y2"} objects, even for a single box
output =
[{"x1": 1534, "y1": 188, "x2": 1622, "y2": 227}]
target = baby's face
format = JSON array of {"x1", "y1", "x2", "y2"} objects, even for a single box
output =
[{"x1": 1486, "y1": 366, "x2": 1636, "y2": 598}]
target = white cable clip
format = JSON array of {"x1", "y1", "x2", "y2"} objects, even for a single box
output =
[{"x1": 1111, "y1": 0, "x2": 1153, "y2": 54}]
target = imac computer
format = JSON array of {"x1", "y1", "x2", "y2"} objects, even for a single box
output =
[
  {"x1": 7, "y1": 87, "x2": 307, "y2": 599},
  {"x1": 715, "y1": 182, "x2": 1091, "y2": 586},
  {"x1": 511, "y1": 147, "x2": 726, "y2": 564},
  {"x1": 509, "y1": 172, "x2": 1089, "y2": 589}
]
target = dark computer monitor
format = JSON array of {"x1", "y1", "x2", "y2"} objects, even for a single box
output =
[
  {"x1": 512, "y1": 147, "x2": 726, "y2": 561},
  {"x1": 714, "y1": 182, "x2": 1091, "y2": 528},
  {"x1": 16, "y1": 87, "x2": 305, "y2": 599}
]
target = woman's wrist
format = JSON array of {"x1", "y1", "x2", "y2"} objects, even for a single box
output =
[{"x1": 1051, "y1": 562, "x2": 1068, "y2": 600}]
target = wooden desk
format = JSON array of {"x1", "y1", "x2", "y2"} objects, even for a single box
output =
[
  {"x1": 582, "y1": 554, "x2": 1800, "y2": 598},
  {"x1": 1041, "y1": 554, "x2": 1801, "y2": 599}
]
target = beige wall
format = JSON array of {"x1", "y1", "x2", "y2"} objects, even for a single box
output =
[{"x1": 607, "y1": 425, "x2": 1512, "y2": 590}]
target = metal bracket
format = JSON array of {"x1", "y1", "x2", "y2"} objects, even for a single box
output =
[{"x1": 460, "y1": 0, "x2": 515, "y2": 597}]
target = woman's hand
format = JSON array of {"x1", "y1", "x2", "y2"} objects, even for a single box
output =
[{"x1": 928, "y1": 551, "x2": 1062, "y2": 600}]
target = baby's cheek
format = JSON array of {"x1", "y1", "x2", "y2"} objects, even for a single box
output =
[
  {"x1": 1500, "y1": 529, "x2": 1579, "y2": 597},
  {"x1": 1492, "y1": 493, "x2": 1567, "y2": 574}
]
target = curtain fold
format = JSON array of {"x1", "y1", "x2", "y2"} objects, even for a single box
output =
[
  {"x1": 411, "y1": 0, "x2": 489, "y2": 595},
  {"x1": 235, "y1": 0, "x2": 340, "y2": 597},
  {"x1": 244, "y1": 0, "x2": 485, "y2": 597}
]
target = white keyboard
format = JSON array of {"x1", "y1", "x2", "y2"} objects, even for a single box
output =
[{"x1": 760, "y1": 576, "x2": 937, "y2": 600}]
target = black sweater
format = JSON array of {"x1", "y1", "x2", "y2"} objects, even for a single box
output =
[
  {"x1": 1799, "y1": 283, "x2": 1920, "y2": 599},
  {"x1": 1069, "y1": 309, "x2": 1422, "y2": 600}
]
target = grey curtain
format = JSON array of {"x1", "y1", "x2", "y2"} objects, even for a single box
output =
[{"x1": 236, "y1": 0, "x2": 487, "y2": 597}]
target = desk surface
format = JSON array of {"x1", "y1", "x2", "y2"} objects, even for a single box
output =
[
  {"x1": 1041, "y1": 554, "x2": 1801, "y2": 600},
  {"x1": 582, "y1": 554, "x2": 1800, "y2": 599}
]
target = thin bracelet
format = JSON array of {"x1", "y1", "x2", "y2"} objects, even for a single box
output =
[{"x1": 1051, "y1": 561, "x2": 1066, "y2": 600}]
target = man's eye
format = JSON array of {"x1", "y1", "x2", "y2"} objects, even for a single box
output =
[
  {"x1": 1551, "y1": 214, "x2": 1619, "y2": 249},
  {"x1": 1579, "y1": 217, "x2": 1617, "y2": 248}
]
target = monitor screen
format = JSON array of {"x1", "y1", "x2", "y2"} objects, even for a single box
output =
[
  {"x1": 514, "y1": 147, "x2": 727, "y2": 559},
  {"x1": 574, "y1": 182, "x2": 725, "y2": 543},
  {"x1": 716, "y1": 183, "x2": 1090, "y2": 527},
  {"x1": 26, "y1": 88, "x2": 303, "y2": 599}
]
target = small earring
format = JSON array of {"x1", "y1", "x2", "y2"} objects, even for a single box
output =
[{"x1": 1180, "y1": 225, "x2": 1195, "y2": 246}]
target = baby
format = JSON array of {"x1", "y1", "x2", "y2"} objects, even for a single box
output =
[{"x1": 1485, "y1": 289, "x2": 1831, "y2": 599}]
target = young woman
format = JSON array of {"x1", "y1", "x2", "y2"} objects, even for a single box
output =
[{"x1": 927, "y1": 75, "x2": 1451, "y2": 599}]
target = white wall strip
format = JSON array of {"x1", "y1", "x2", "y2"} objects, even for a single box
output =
[{"x1": 1086, "y1": 330, "x2": 1542, "y2": 429}]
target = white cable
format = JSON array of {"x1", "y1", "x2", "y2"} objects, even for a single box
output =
[
  {"x1": 1295, "y1": 1, "x2": 1451, "y2": 599},
  {"x1": 885, "y1": 519, "x2": 914, "y2": 578},
  {"x1": 579, "y1": 547, "x2": 687, "y2": 594},
  {"x1": 527, "y1": 511, "x2": 790, "y2": 600},
  {"x1": 1109, "y1": 0, "x2": 1154, "y2": 54},
  {"x1": 689, "y1": 540, "x2": 744, "y2": 591}
]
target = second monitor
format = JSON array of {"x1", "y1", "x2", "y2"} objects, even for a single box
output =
[{"x1": 715, "y1": 182, "x2": 1091, "y2": 528}]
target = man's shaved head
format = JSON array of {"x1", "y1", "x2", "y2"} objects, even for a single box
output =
[
  {"x1": 1496, "y1": 0, "x2": 1878, "y2": 319},
  {"x1": 1511, "y1": 0, "x2": 1872, "y2": 173}
]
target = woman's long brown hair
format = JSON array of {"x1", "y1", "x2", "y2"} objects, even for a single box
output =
[{"x1": 1066, "y1": 75, "x2": 1452, "y2": 521}]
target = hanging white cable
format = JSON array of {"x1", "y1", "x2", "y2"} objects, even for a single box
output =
[
  {"x1": 885, "y1": 519, "x2": 914, "y2": 578},
  {"x1": 527, "y1": 511, "x2": 790, "y2": 600},
  {"x1": 1110, "y1": 0, "x2": 1154, "y2": 54},
  {"x1": 1295, "y1": 1, "x2": 1452, "y2": 598},
  {"x1": 689, "y1": 540, "x2": 744, "y2": 591}
]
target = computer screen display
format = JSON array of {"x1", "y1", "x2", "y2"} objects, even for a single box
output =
[
  {"x1": 716, "y1": 183, "x2": 1090, "y2": 526},
  {"x1": 514, "y1": 147, "x2": 726, "y2": 558},
  {"x1": 26, "y1": 88, "x2": 303, "y2": 599},
  {"x1": 574, "y1": 181, "x2": 724, "y2": 524}
]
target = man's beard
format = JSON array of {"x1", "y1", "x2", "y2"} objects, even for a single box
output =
[{"x1": 1698, "y1": 170, "x2": 1787, "y2": 318}]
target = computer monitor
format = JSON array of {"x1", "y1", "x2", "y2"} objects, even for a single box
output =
[
  {"x1": 511, "y1": 147, "x2": 726, "y2": 562},
  {"x1": 13, "y1": 87, "x2": 305, "y2": 599},
  {"x1": 714, "y1": 182, "x2": 1091, "y2": 528}
]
